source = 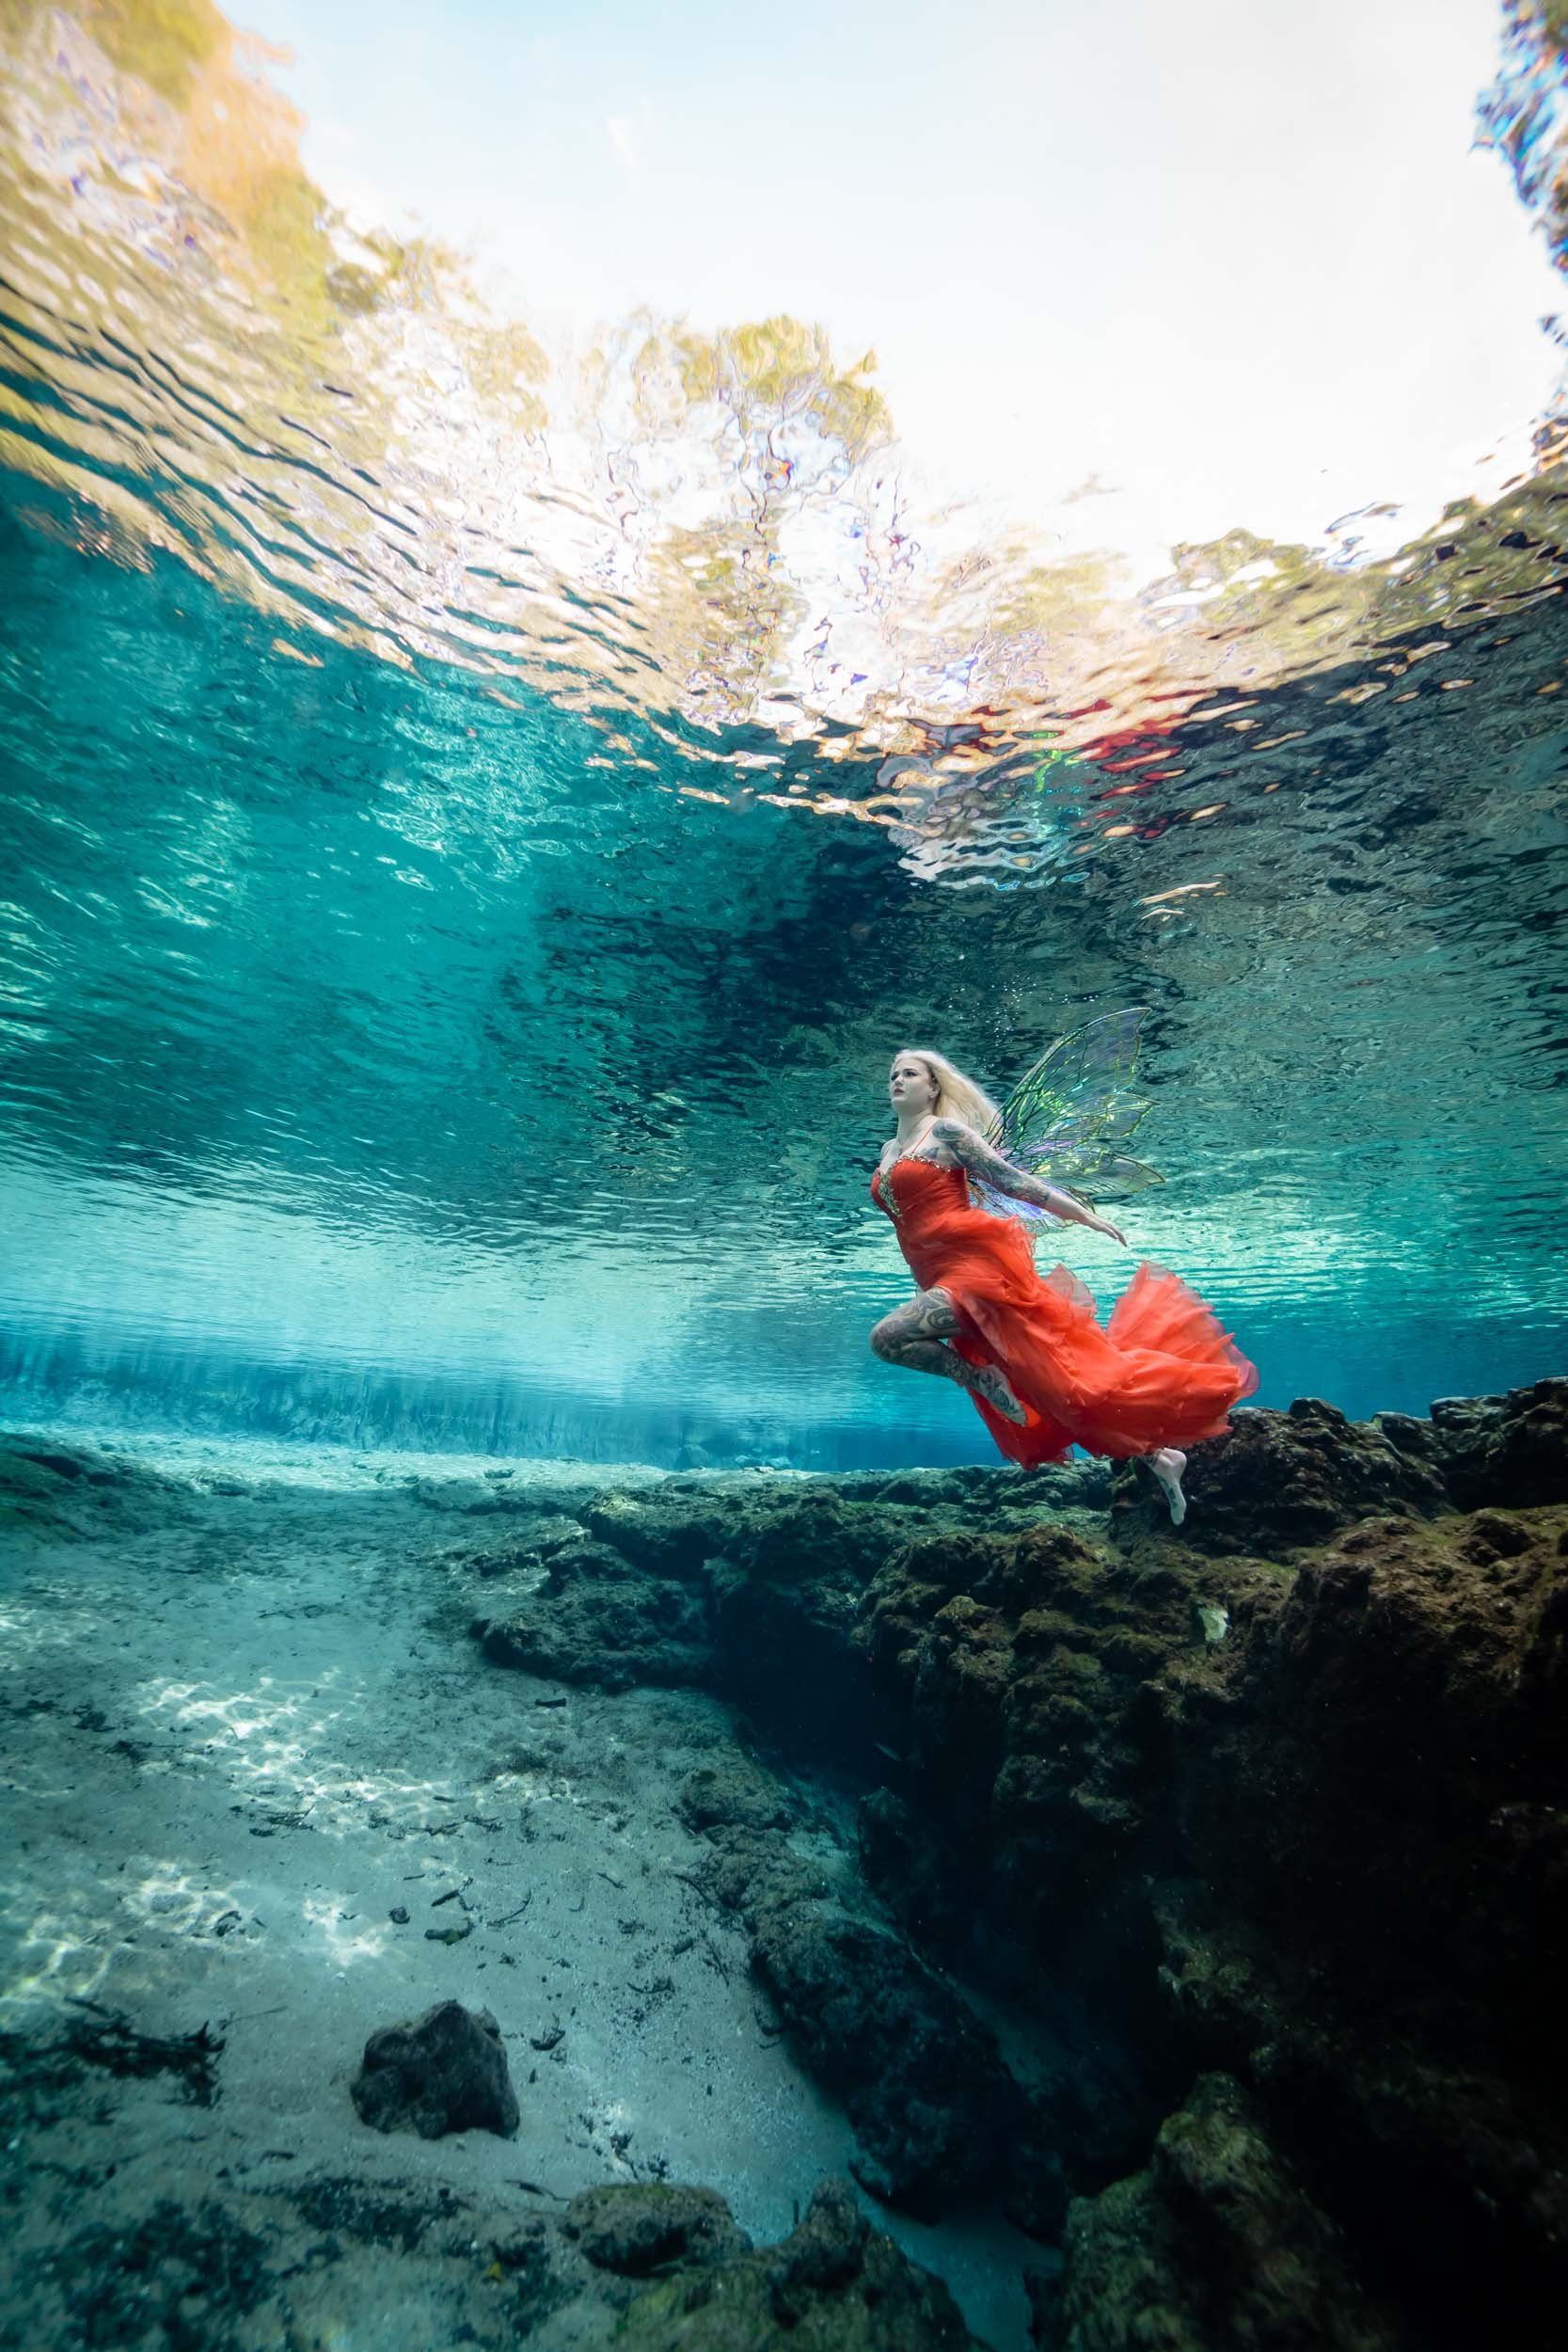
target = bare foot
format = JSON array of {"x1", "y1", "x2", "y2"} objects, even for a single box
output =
[
  {"x1": 1148, "y1": 1446, "x2": 1188, "y2": 1525},
  {"x1": 971, "y1": 1362, "x2": 1028, "y2": 1424}
]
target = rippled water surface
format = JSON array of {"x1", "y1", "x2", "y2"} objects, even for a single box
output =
[{"x1": 2, "y1": 0, "x2": 1567, "y2": 1461}]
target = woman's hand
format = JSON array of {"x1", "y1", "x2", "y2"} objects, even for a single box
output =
[{"x1": 1080, "y1": 1210, "x2": 1127, "y2": 1246}]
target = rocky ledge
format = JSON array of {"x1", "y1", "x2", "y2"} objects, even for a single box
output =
[
  {"x1": 2, "y1": 2108, "x2": 976, "y2": 2352},
  {"x1": 462, "y1": 1376, "x2": 1568, "y2": 2348}
]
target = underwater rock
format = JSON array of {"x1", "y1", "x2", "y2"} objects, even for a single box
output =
[
  {"x1": 0, "y1": 1430, "x2": 195, "y2": 1540},
  {"x1": 853, "y1": 1519, "x2": 1266, "y2": 1957},
  {"x1": 1051, "y1": 2073, "x2": 1412, "y2": 2352},
  {"x1": 1108, "y1": 1376, "x2": 1568, "y2": 1557},
  {"x1": 1243, "y1": 2018, "x2": 1568, "y2": 2343},
  {"x1": 350, "y1": 1999, "x2": 519, "y2": 2139},
  {"x1": 679, "y1": 1751, "x2": 801, "y2": 1835},
  {"x1": 676, "y1": 1754, "x2": 1025, "y2": 2219},
  {"x1": 559, "y1": 2181, "x2": 749, "y2": 2274},
  {"x1": 708, "y1": 1490, "x2": 892, "y2": 1754},
  {"x1": 411, "y1": 1474, "x2": 505, "y2": 1513},
  {"x1": 1175, "y1": 1502, "x2": 1568, "y2": 1996},
  {"x1": 475, "y1": 1535, "x2": 714, "y2": 1690},
  {"x1": 843, "y1": 1467, "x2": 1568, "y2": 2336},
  {"x1": 455, "y1": 1514, "x2": 587, "y2": 1577},
  {"x1": 749, "y1": 1902, "x2": 1020, "y2": 2217},
  {"x1": 611, "y1": 2176, "x2": 976, "y2": 2350},
  {"x1": 1425, "y1": 1375, "x2": 1568, "y2": 1510},
  {"x1": 0, "y1": 1433, "x2": 146, "y2": 1492},
  {"x1": 1109, "y1": 1396, "x2": 1451, "y2": 1555},
  {"x1": 8, "y1": 2159, "x2": 984, "y2": 2351},
  {"x1": 468, "y1": 1465, "x2": 1110, "y2": 1731},
  {"x1": 581, "y1": 1487, "x2": 736, "y2": 1578},
  {"x1": 454, "y1": 1404, "x2": 1568, "y2": 2338},
  {"x1": 855, "y1": 1786, "x2": 959, "y2": 1941},
  {"x1": 1132, "y1": 1502, "x2": 1568, "y2": 2341}
]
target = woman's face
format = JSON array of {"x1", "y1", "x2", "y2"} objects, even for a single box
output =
[{"x1": 888, "y1": 1055, "x2": 936, "y2": 1116}]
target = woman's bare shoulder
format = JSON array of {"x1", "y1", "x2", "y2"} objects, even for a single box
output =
[{"x1": 929, "y1": 1116, "x2": 983, "y2": 1152}]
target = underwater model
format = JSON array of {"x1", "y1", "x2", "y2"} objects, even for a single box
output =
[{"x1": 870, "y1": 1009, "x2": 1258, "y2": 1523}]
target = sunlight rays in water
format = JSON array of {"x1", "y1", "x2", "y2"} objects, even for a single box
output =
[
  {"x1": 0, "y1": 1856, "x2": 399, "y2": 2019},
  {"x1": 0, "y1": 1847, "x2": 255, "y2": 2017},
  {"x1": 131, "y1": 1666, "x2": 505, "y2": 1834},
  {"x1": 1, "y1": 1639, "x2": 508, "y2": 2020}
]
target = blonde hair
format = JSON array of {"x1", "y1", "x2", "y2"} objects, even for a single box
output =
[{"x1": 896, "y1": 1050, "x2": 1003, "y2": 1140}]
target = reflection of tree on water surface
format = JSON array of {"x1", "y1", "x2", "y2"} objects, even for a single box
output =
[{"x1": 4, "y1": 0, "x2": 1568, "y2": 874}]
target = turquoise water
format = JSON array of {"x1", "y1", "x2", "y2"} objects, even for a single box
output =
[{"x1": 2, "y1": 3, "x2": 1566, "y2": 1467}]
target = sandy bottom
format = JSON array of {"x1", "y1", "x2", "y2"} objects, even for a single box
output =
[{"x1": 0, "y1": 1430, "x2": 1037, "y2": 2349}]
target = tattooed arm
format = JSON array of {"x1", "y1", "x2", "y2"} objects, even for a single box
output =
[{"x1": 930, "y1": 1119, "x2": 1128, "y2": 1245}]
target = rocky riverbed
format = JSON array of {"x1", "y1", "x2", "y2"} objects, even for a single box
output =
[{"x1": 2, "y1": 1377, "x2": 1564, "y2": 2348}]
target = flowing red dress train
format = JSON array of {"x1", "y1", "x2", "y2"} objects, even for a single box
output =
[{"x1": 871, "y1": 1155, "x2": 1258, "y2": 1464}]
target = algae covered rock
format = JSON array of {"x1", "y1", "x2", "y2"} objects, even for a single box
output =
[
  {"x1": 612, "y1": 2177, "x2": 976, "y2": 2349},
  {"x1": 0, "y1": 1430, "x2": 195, "y2": 1539},
  {"x1": 468, "y1": 1462, "x2": 1114, "y2": 1738},
  {"x1": 1053, "y1": 2074, "x2": 1411, "y2": 2352},
  {"x1": 581, "y1": 1487, "x2": 736, "y2": 1578},
  {"x1": 679, "y1": 1751, "x2": 800, "y2": 1834},
  {"x1": 1110, "y1": 1396, "x2": 1451, "y2": 1555},
  {"x1": 475, "y1": 1535, "x2": 715, "y2": 1689},
  {"x1": 1427, "y1": 1375, "x2": 1568, "y2": 1509},
  {"x1": 750, "y1": 1901, "x2": 1019, "y2": 2217},
  {"x1": 451, "y1": 1414, "x2": 1568, "y2": 2344},
  {"x1": 1107, "y1": 1377, "x2": 1568, "y2": 1556},
  {"x1": 1179, "y1": 1503, "x2": 1568, "y2": 1996},
  {"x1": 853, "y1": 1518, "x2": 1264, "y2": 1952},
  {"x1": 559, "y1": 2181, "x2": 749, "y2": 2274}
]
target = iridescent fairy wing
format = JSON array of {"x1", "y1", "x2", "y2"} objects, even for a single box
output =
[
  {"x1": 990, "y1": 1007, "x2": 1147, "y2": 1155},
  {"x1": 976, "y1": 1007, "x2": 1165, "y2": 1216},
  {"x1": 968, "y1": 1174, "x2": 1073, "y2": 1228}
]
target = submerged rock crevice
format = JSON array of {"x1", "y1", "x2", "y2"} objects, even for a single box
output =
[
  {"x1": 3, "y1": 1381, "x2": 1564, "y2": 2350},
  {"x1": 465, "y1": 1377, "x2": 1568, "y2": 2345}
]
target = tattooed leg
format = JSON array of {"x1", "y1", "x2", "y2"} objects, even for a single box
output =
[{"x1": 869, "y1": 1289, "x2": 1028, "y2": 1423}]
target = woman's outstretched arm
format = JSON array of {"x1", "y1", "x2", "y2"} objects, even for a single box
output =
[{"x1": 930, "y1": 1119, "x2": 1127, "y2": 1245}]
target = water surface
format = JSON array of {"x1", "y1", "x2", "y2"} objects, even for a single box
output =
[{"x1": 2, "y1": 0, "x2": 1566, "y2": 1461}]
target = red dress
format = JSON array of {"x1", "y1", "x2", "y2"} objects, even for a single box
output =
[{"x1": 870, "y1": 1154, "x2": 1258, "y2": 1464}]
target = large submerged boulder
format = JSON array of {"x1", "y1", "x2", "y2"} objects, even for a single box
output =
[
  {"x1": 1053, "y1": 2074, "x2": 1412, "y2": 2352},
  {"x1": 1110, "y1": 1395, "x2": 1450, "y2": 1554},
  {"x1": 611, "y1": 2177, "x2": 975, "y2": 2350},
  {"x1": 1424, "y1": 1375, "x2": 1568, "y2": 1509},
  {"x1": 350, "y1": 2000, "x2": 519, "y2": 2139}
]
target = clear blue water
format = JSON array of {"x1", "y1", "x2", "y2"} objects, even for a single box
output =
[{"x1": 2, "y1": 1, "x2": 1566, "y2": 1467}]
